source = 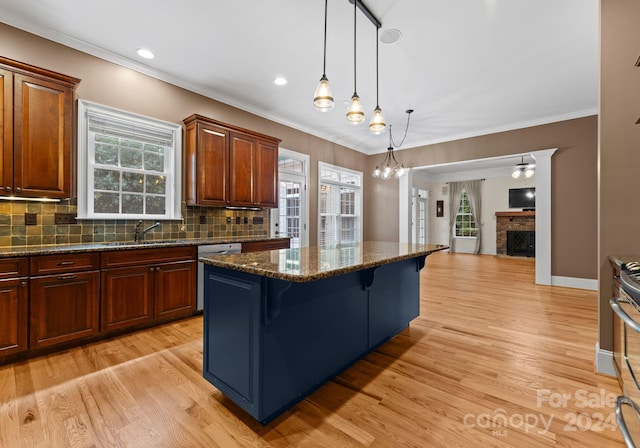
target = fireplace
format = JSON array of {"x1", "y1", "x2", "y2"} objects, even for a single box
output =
[
  {"x1": 495, "y1": 211, "x2": 535, "y2": 257},
  {"x1": 507, "y1": 231, "x2": 535, "y2": 257}
]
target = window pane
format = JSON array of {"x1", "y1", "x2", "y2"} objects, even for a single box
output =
[
  {"x1": 121, "y1": 148, "x2": 143, "y2": 169},
  {"x1": 94, "y1": 192, "x2": 119, "y2": 213},
  {"x1": 122, "y1": 193, "x2": 143, "y2": 214},
  {"x1": 122, "y1": 172, "x2": 144, "y2": 193},
  {"x1": 144, "y1": 152, "x2": 164, "y2": 172},
  {"x1": 145, "y1": 196, "x2": 165, "y2": 215},
  {"x1": 94, "y1": 169, "x2": 120, "y2": 191},
  {"x1": 95, "y1": 143, "x2": 119, "y2": 166},
  {"x1": 145, "y1": 175, "x2": 166, "y2": 194}
]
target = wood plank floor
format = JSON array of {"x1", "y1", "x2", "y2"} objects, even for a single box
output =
[{"x1": 0, "y1": 252, "x2": 625, "y2": 447}]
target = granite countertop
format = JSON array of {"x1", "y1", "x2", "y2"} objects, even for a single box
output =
[
  {"x1": 609, "y1": 255, "x2": 640, "y2": 267},
  {"x1": 200, "y1": 241, "x2": 449, "y2": 283},
  {"x1": 0, "y1": 236, "x2": 289, "y2": 257}
]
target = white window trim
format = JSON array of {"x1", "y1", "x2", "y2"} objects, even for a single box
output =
[
  {"x1": 77, "y1": 99, "x2": 182, "y2": 220},
  {"x1": 454, "y1": 190, "x2": 477, "y2": 239},
  {"x1": 317, "y1": 161, "x2": 363, "y2": 246}
]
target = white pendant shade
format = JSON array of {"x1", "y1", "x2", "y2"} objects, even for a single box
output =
[
  {"x1": 346, "y1": 94, "x2": 365, "y2": 125},
  {"x1": 313, "y1": 75, "x2": 334, "y2": 111}
]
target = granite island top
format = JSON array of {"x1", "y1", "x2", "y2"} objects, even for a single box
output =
[
  {"x1": 200, "y1": 241, "x2": 449, "y2": 282},
  {"x1": 0, "y1": 236, "x2": 288, "y2": 257}
]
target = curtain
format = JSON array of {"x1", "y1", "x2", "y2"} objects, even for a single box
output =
[
  {"x1": 447, "y1": 182, "x2": 463, "y2": 252},
  {"x1": 463, "y1": 179, "x2": 482, "y2": 255}
]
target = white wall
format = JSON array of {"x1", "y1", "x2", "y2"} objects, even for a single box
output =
[{"x1": 413, "y1": 170, "x2": 535, "y2": 255}]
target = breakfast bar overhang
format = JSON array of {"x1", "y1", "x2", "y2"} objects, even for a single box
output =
[{"x1": 199, "y1": 241, "x2": 447, "y2": 424}]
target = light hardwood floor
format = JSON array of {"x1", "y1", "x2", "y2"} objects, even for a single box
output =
[{"x1": 0, "y1": 252, "x2": 625, "y2": 447}]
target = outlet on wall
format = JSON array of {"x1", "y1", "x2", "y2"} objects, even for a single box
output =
[{"x1": 54, "y1": 213, "x2": 77, "y2": 224}]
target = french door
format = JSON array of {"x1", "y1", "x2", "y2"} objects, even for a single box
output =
[{"x1": 272, "y1": 172, "x2": 307, "y2": 248}]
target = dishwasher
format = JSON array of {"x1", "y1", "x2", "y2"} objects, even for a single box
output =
[{"x1": 197, "y1": 243, "x2": 242, "y2": 311}]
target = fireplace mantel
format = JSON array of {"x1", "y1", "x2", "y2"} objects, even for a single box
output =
[{"x1": 495, "y1": 211, "x2": 536, "y2": 217}]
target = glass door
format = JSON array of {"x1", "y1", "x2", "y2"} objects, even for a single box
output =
[
  {"x1": 274, "y1": 174, "x2": 306, "y2": 248},
  {"x1": 413, "y1": 188, "x2": 428, "y2": 244}
]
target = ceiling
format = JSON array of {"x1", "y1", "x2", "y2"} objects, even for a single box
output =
[{"x1": 0, "y1": 0, "x2": 598, "y2": 155}]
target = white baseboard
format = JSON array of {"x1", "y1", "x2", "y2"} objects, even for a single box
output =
[
  {"x1": 551, "y1": 275, "x2": 598, "y2": 291},
  {"x1": 595, "y1": 343, "x2": 616, "y2": 377}
]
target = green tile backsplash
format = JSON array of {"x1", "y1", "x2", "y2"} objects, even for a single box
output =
[{"x1": 0, "y1": 201, "x2": 270, "y2": 246}]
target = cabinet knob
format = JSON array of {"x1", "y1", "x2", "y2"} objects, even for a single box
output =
[
  {"x1": 156, "y1": 267, "x2": 161, "y2": 272},
  {"x1": 4, "y1": 186, "x2": 10, "y2": 192},
  {"x1": 150, "y1": 267, "x2": 154, "y2": 272},
  {"x1": 15, "y1": 187, "x2": 22, "y2": 193},
  {"x1": 20, "y1": 281, "x2": 27, "y2": 287}
]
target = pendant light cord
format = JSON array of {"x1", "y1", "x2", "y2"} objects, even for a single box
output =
[
  {"x1": 322, "y1": 0, "x2": 328, "y2": 76},
  {"x1": 390, "y1": 110, "x2": 413, "y2": 148},
  {"x1": 353, "y1": 0, "x2": 357, "y2": 94},
  {"x1": 375, "y1": 27, "x2": 379, "y2": 108}
]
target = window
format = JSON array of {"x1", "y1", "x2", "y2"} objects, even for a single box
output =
[
  {"x1": 318, "y1": 162, "x2": 362, "y2": 246},
  {"x1": 77, "y1": 100, "x2": 182, "y2": 220},
  {"x1": 455, "y1": 191, "x2": 478, "y2": 237},
  {"x1": 273, "y1": 148, "x2": 309, "y2": 248}
]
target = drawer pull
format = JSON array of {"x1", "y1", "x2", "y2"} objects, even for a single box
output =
[
  {"x1": 57, "y1": 261, "x2": 76, "y2": 266},
  {"x1": 20, "y1": 281, "x2": 27, "y2": 287},
  {"x1": 57, "y1": 274, "x2": 78, "y2": 281}
]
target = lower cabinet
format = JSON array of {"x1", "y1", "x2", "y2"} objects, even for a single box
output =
[
  {"x1": 0, "y1": 277, "x2": 28, "y2": 356},
  {"x1": 101, "y1": 247, "x2": 196, "y2": 333},
  {"x1": 29, "y1": 270, "x2": 100, "y2": 349}
]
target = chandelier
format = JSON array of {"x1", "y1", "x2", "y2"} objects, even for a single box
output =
[
  {"x1": 512, "y1": 156, "x2": 535, "y2": 179},
  {"x1": 372, "y1": 110, "x2": 413, "y2": 180}
]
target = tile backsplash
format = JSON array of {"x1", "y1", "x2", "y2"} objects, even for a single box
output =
[{"x1": 0, "y1": 201, "x2": 270, "y2": 246}]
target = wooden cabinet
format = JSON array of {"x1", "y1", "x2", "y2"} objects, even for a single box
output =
[
  {"x1": 101, "y1": 247, "x2": 196, "y2": 332},
  {"x1": 241, "y1": 238, "x2": 291, "y2": 253},
  {"x1": 29, "y1": 253, "x2": 99, "y2": 349},
  {"x1": 183, "y1": 114, "x2": 280, "y2": 208},
  {"x1": 0, "y1": 57, "x2": 80, "y2": 199},
  {"x1": 0, "y1": 258, "x2": 28, "y2": 357}
]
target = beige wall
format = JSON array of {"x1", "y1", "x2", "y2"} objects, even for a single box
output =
[
  {"x1": 365, "y1": 116, "x2": 598, "y2": 279},
  {"x1": 599, "y1": 0, "x2": 640, "y2": 351},
  {"x1": 0, "y1": 23, "x2": 368, "y2": 247}
]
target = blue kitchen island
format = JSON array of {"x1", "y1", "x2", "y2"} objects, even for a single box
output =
[{"x1": 199, "y1": 241, "x2": 447, "y2": 424}]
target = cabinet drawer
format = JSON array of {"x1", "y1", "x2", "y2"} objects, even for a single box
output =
[
  {"x1": 100, "y1": 246, "x2": 197, "y2": 268},
  {"x1": 30, "y1": 252, "x2": 100, "y2": 275},
  {"x1": 242, "y1": 239, "x2": 290, "y2": 253},
  {"x1": 0, "y1": 257, "x2": 29, "y2": 279}
]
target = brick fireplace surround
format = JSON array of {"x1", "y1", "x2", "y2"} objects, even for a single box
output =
[{"x1": 495, "y1": 211, "x2": 535, "y2": 255}]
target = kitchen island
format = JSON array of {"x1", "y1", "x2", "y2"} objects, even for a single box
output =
[{"x1": 200, "y1": 241, "x2": 447, "y2": 424}]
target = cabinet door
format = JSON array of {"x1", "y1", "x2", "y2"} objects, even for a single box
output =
[
  {"x1": 229, "y1": 132, "x2": 256, "y2": 207},
  {"x1": 191, "y1": 123, "x2": 229, "y2": 206},
  {"x1": 30, "y1": 271, "x2": 100, "y2": 349},
  {"x1": 0, "y1": 68, "x2": 12, "y2": 195},
  {"x1": 101, "y1": 265, "x2": 154, "y2": 332},
  {"x1": 255, "y1": 139, "x2": 278, "y2": 208},
  {"x1": 13, "y1": 73, "x2": 73, "y2": 198},
  {"x1": 155, "y1": 260, "x2": 196, "y2": 321},
  {"x1": 0, "y1": 278, "x2": 28, "y2": 357}
]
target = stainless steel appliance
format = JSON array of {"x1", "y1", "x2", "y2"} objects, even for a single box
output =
[
  {"x1": 610, "y1": 262, "x2": 640, "y2": 447},
  {"x1": 197, "y1": 243, "x2": 242, "y2": 311}
]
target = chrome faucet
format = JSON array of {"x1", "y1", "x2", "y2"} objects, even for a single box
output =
[{"x1": 134, "y1": 220, "x2": 161, "y2": 243}]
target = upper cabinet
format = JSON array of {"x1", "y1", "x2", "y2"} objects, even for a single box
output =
[
  {"x1": 0, "y1": 57, "x2": 80, "y2": 199},
  {"x1": 183, "y1": 114, "x2": 280, "y2": 208}
]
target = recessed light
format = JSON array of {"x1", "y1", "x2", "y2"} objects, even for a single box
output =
[
  {"x1": 274, "y1": 77, "x2": 288, "y2": 86},
  {"x1": 380, "y1": 29, "x2": 402, "y2": 44},
  {"x1": 136, "y1": 48, "x2": 155, "y2": 59}
]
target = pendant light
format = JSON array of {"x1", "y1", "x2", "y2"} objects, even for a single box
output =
[
  {"x1": 369, "y1": 27, "x2": 386, "y2": 135},
  {"x1": 313, "y1": 0, "x2": 334, "y2": 111},
  {"x1": 346, "y1": 0, "x2": 365, "y2": 125}
]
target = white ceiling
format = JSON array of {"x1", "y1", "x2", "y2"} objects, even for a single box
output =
[{"x1": 0, "y1": 0, "x2": 598, "y2": 155}]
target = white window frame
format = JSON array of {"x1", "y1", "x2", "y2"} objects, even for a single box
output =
[
  {"x1": 454, "y1": 190, "x2": 478, "y2": 238},
  {"x1": 317, "y1": 162, "x2": 363, "y2": 246},
  {"x1": 76, "y1": 99, "x2": 182, "y2": 220}
]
